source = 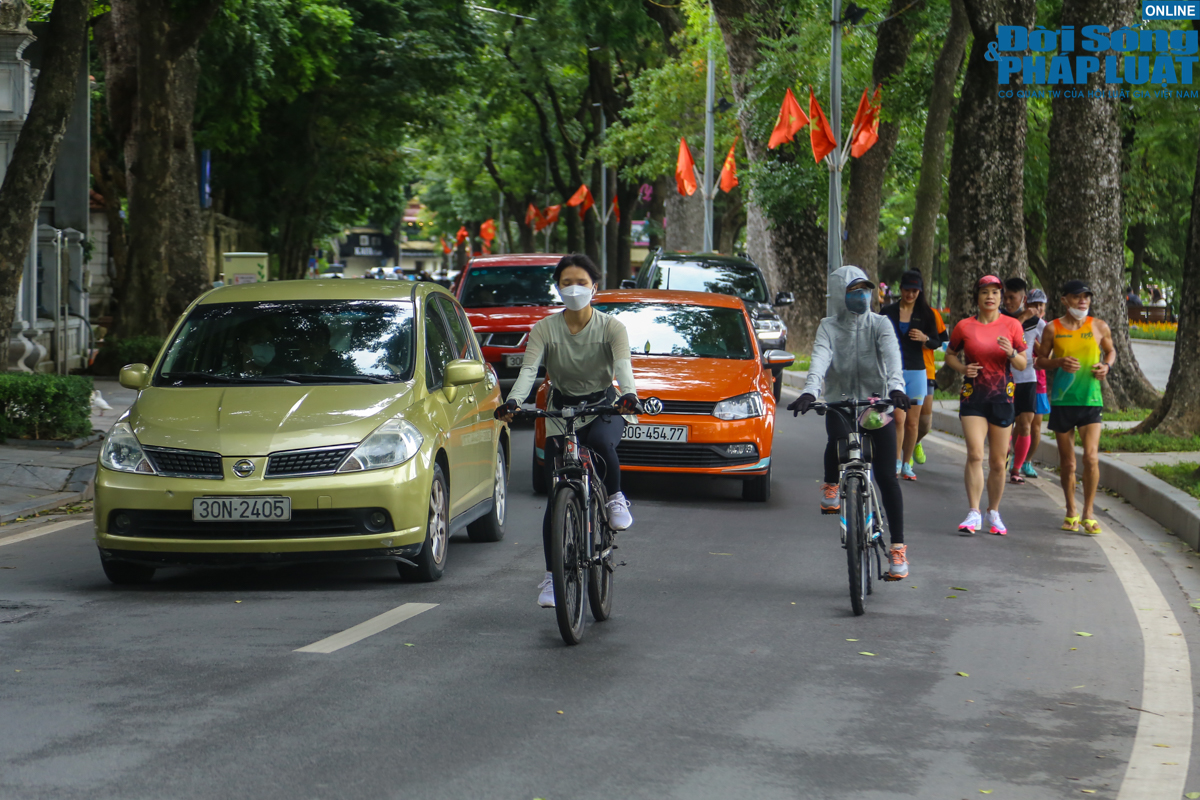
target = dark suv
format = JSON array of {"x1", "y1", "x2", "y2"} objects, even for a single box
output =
[{"x1": 625, "y1": 252, "x2": 794, "y2": 397}]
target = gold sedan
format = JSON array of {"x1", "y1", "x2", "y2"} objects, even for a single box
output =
[{"x1": 94, "y1": 280, "x2": 509, "y2": 584}]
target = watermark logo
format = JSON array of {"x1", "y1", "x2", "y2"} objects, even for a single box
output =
[
  {"x1": 986, "y1": 25, "x2": 1200, "y2": 86},
  {"x1": 1143, "y1": 2, "x2": 1200, "y2": 20}
]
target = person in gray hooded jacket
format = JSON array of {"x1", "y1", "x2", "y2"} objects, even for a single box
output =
[{"x1": 788, "y1": 265, "x2": 912, "y2": 580}]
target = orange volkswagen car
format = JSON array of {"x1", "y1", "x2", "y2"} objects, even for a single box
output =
[{"x1": 531, "y1": 290, "x2": 794, "y2": 501}]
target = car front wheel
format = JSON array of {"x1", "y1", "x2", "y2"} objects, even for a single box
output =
[{"x1": 399, "y1": 464, "x2": 449, "y2": 582}]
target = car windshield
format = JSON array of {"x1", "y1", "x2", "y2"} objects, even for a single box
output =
[
  {"x1": 155, "y1": 300, "x2": 415, "y2": 386},
  {"x1": 593, "y1": 302, "x2": 754, "y2": 360},
  {"x1": 459, "y1": 265, "x2": 562, "y2": 308},
  {"x1": 649, "y1": 261, "x2": 769, "y2": 303}
]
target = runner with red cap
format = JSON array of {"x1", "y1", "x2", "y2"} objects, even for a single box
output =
[{"x1": 945, "y1": 275, "x2": 1028, "y2": 535}]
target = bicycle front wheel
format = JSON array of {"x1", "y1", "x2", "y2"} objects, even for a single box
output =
[
  {"x1": 844, "y1": 475, "x2": 866, "y2": 616},
  {"x1": 588, "y1": 490, "x2": 614, "y2": 622},
  {"x1": 550, "y1": 486, "x2": 587, "y2": 644}
]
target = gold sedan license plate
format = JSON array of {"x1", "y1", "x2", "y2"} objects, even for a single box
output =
[
  {"x1": 622, "y1": 424, "x2": 687, "y2": 442},
  {"x1": 193, "y1": 496, "x2": 291, "y2": 522}
]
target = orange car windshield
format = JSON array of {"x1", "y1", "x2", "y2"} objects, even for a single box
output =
[{"x1": 594, "y1": 302, "x2": 754, "y2": 360}]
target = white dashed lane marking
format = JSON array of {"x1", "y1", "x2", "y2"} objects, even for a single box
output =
[{"x1": 295, "y1": 603, "x2": 439, "y2": 654}]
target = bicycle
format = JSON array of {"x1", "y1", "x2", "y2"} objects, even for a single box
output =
[
  {"x1": 811, "y1": 398, "x2": 895, "y2": 616},
  {"x1": 515, "y1": 400, "x2": 637, "y2": 645}
]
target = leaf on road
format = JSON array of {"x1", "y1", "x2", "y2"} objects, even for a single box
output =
[
  {"x1": 952, "y1": 587, "x2": 968, "y2": 591},
  {"x1": 979, "y1": 791, "x2": 993, "y2": 795},
  {"x1": 858, "y1": 652, "x2": 876, "y2": 657},
  {"x1": 556, "y1": 710, "x2": 564, "y2": 715},
  {"x1": 1073, "y1": 685, "x2": 1085, "y2": 688},
  {"x1": 1070, "y1": 647, "x2": 1078, "y2": 650},
  {"x1": 956, "y1": 672, "x2": 969, "y2": 677},
  {"x1": 1190, "y1": 602, "x2": 1200, "y2": 609},
  {"x1": 235, "y1": 600, "x2": 242, "y2": 604},
  {"x1": 846, "y1": 638, "x2": 858, "y2": 642},
  {"x1": 946, "y1": 595, "x2": 958, "y2": 599},
  {"x1": 1081, "y1": 791, "x2": 1096, "y2": 794},
  {"x1": 1074, "y1": 632, "x2": 1093, "y2": 637},
  {"x1": 404, "y1": 643, "x2": 414, "y2": 647},
  {"x1": 709, "y1": 552, "x2": 732, "y2": 556},
  {"x1": 1184, "y1": 792, "x2": 1200, "y2": 798},
  {"x1": 1153, "y1": 743, "x2": 1170, "y2": 747}
]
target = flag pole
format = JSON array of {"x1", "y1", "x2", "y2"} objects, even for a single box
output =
[
  {"x1": 702, "y1": 10, "x2": 716, "y2": 253},
  {"x1": 827, "y1": 0, "x2": 843, "y2": 316}
]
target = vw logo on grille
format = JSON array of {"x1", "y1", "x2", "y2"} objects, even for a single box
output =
[
  {"x1": 643, "y1": 397, "x2": 663, "y2": 416},
  {"x1": 232, "y1": 459, "x2": 256, "y2": 478}
]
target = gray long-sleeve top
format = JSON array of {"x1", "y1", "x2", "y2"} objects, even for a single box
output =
[{"x1": 803, "y1": 265, "x2": 905, "y2": 402}]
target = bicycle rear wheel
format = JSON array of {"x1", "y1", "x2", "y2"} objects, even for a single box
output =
[
  {"x1": 588, "y1": 489, "x2": 614, "y2": 621},
  {"x1": 550, "y1": 486, "x2": 587, "y2": 644},
  {"x1": 844, "y1": 475, "x2": 866, "y2": 616}
]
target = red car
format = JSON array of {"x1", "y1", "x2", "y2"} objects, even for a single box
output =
[{"x1": 455, "y1": 254, "x2": 565, "y2": 396}]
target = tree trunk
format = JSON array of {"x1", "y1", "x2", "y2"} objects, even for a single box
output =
[
  {"x1": 909, "y1": 0, "x2": 968, "y2": 287},
  {"x1": 1134, "y1": 40, "x2": 1200, "y2": 435},
  {"x1": 167, "y1": 46, "x2": 208, "y2": 315},
  {"x1": 647, "y1": 175, "x2": 666, "y2": 255},
  {"x1": 713, "y1": 0, "x2": 829, "y2": 352},
  {"x1": 1024, "y1": 210, "x2": 1048, "y2": 290},
  {"x1": 1126, "y1": 221, "x2": 1146, "y2": 296},
  {"x1": 615, "y1": 178, "x2": 637, "y2": 285},
  {"x1": 717, "y1": 187, "x2": 745, "y2": 255},
  {"x1": 1045, "y1": 0, "x2": 1157, "y2": 410},
  {"x1": 945, "y1": 0, "x2": 1035, "y2": 330},
  {"x1": 0, "y1": 0, "x2": 89, "y2": 369},
  {"x1": 842, "y1": 0, "x2": 919, "y2": 283}
]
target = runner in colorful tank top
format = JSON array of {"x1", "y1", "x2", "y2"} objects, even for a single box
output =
[{"x1": 1034, "y1": 280, "x2": 1115, "y2": 535}]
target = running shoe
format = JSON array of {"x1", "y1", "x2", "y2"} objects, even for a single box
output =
[
  {"x1": 958, "y1": 509, "x2": 981, "y2": 535},
  {"x1": 537, "y1": 572, "x2": 555, "y2": 608},
  {"x1": 820, "y1": 483, "x2": 840, "y2": 514},
  {"x1": 987, "y1": 509, "x2": 1007, "y2": 535},
  {"x1": 886, "y1": 543, "x2": 909, "y2": 580},
  {"x1": 606, "y1": 492, "x2": 633, "y2": 531},
  {"x1": 1020, "y1": 461, "x2": 1038, "y2": 479},
  {"x1": 896, "y1": 459, "x2": 902, "y2": 476},
  {"x1": 901, "y1": 462, "x2": 917, "y2": 481},
  {"x1": 913, "y1": 442, "x2": 926, "y2": 464}
]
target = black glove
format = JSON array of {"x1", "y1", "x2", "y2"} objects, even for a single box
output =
[
  {"x1": 494, "y1": 398, "x2": 519, "y2": 420},
  {"x1": 617, "y1": 393, "x2": 640, "y2": 414},
  {"x1": 889, "y1": 390, "x2": 911, "y2": 412},
  {"x1": 787, "y1": 393, "x2": 815, "y2": 417}
]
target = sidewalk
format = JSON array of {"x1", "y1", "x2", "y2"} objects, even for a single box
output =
[
  {"x1": 781, "y1": 370, "x2": 1200, "y2": 553},
  {"x1": 0, "y1": 379, "x2": 135, "y2": 524}
]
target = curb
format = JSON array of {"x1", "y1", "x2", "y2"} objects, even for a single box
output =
[
  {"x1": 929, "y1": 407, "x2": 1200, "y2": 551},
  {"x1": 4, "y1": 431, "x2": 103, "y2": 450},
  {"x1": 0, "y1": 491, "x2": 88, "y2": 524}
]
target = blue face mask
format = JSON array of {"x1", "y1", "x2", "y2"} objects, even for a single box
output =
[{"x1": 845, "y1": 289, "x2": 872, "y2": 315}]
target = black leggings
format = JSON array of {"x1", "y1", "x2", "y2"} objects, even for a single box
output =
[
  {"x1": 541, "y1": 414, "x2": 625, "y2": 570},
  {"x1": 822, "y1": 413, "x2": 904, "y2": 544}
]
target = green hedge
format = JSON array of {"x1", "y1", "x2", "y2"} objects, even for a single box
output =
[{"x1": 0, "y1": 374, "x2": 94, "y2": 441}]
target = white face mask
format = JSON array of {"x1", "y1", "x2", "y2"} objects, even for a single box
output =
[
  {"x1": 559, "y1": 284, "x2": 594, "y2": 311},
  {"x1": 1067, "y1": 306, "x2": 1088, "y2": 320}
]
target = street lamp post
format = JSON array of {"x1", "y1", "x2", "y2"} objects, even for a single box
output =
[{"x1": 703, "y1": 19, "x2": 716, "y2": 253}]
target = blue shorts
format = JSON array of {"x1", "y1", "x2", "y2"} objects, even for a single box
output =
[
  {"x1": 903, "y1": 370, "x2": 927, "y2": 405},
  {"x1": 1036, "y1": 392, "x2": 1051, "y2": 415}
]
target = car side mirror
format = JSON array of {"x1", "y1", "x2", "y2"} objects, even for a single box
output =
[
  {"x1": 119, "y1": 363, "x2": 150, "y2": 390},
  {"x1": 619, "y1": 279, "x2": 636, "y2": 289},
  {"x1": 761, "y1": 349, "x2": 795, "y2": 370},
  {"x1": 443, "y1": 359, "x2": 485, "y2": 387},
  {"x1": 774, "y1": 292, "x2": 795, "y2": 307}
]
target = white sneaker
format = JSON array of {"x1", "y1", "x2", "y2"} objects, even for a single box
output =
[
  {"x1": 986, "y1": 509, "x2": 1008, "y2": 536},
  {"x1": 958, "y1": 508, "x2": 981, "y2": 536},
  {"x1": 606, "y1": 492, "x2": 633, "y2": 531},
  {"x1": 537, "y1": 571, "x2": 554, "y2": 608}
]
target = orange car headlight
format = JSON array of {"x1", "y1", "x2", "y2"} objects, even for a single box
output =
[{"x1": 713, "y1": 391, "x2": 765, "y2": 421}]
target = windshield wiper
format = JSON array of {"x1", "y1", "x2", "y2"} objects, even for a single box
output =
[
  {"x1": 272, "y1": 374, "x2": 390, "y2": 384},
  {"x1": 159, "y1": 372, "x2": 300, "y2": 386}
]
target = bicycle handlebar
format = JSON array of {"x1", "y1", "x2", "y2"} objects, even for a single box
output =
[
  {"x1": 811, "y1": 398, "x2": 893, "y2": 416},
  {"x1": 513, "y1": 400, "x2": 642, "y2": 421}
]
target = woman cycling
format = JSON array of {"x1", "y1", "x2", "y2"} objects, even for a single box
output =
[
  {"x1": 945, "y1": 275, "x2": 1027, "y2": 535},
  {"x1": 495, "y1": 254, "x2": 638, "y2": 608},
  {"x1": 881, "y1": 270, "x2": 942, "y2": 481},
  {"x1": 788, "y1": 265, "x2": 912, "y2": 580}
]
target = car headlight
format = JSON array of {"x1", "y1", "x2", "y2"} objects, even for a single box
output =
[
  {"x1": 100, "y1": 422, "x2": 156, "y2": 474},
  {"x1": 754, "y1": 318, "x2": 784, "y2": 332},
  {"x1": 338, "y1": 418, "x2": 424, "y2": 472},
  {"x1": 712, "y1": 391, "x2": 765, "y2": 421}
]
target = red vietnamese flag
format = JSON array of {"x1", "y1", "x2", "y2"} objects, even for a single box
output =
[
  {"x1": 719, "y1": 138, "x2": 739, "y2": 193},
  {"x1": 455, "y1": 225, "x2": 469, "y2": 245},
  {"x1": 850, "y1": 87, "x2": 882, "y2": 158},
  {"x1": 539, "y1": 204, "x2": 561, "y2": 231},
  {"x1": 849, "y1": 87, "x2": 871, "y2": 139},
  {"x1": 480, "y1": 218, "x2": 496, "y2": 243},
  {"x1": 808, "y1": 89, "x2": 837, "y2": 163},
  {"x1": 767, "y1": 88, "x2": 809, "y2": 150},
  {"x1": 675, "y1": 137, "x2": 698, "y2": 196},
  {"x1": 440, "y1": 237, "x2": 451, "y2": 254},
  {"x1": 611, "y1": 195, "x2": 620, "y2": 223},
  {"x1": 566, "y1": 184, "x2": 594, "y2": 219},
  {"x1": 525, "y1": 203, "x2": 544, "y2": 227}
]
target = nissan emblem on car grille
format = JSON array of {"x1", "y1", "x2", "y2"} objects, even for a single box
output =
[
  {"x1": 232, "y1": 459, "x2": 256, "y2": 478},
  {"x1": 643, "y1": 397, "x2": 663, "y2": 416}
]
